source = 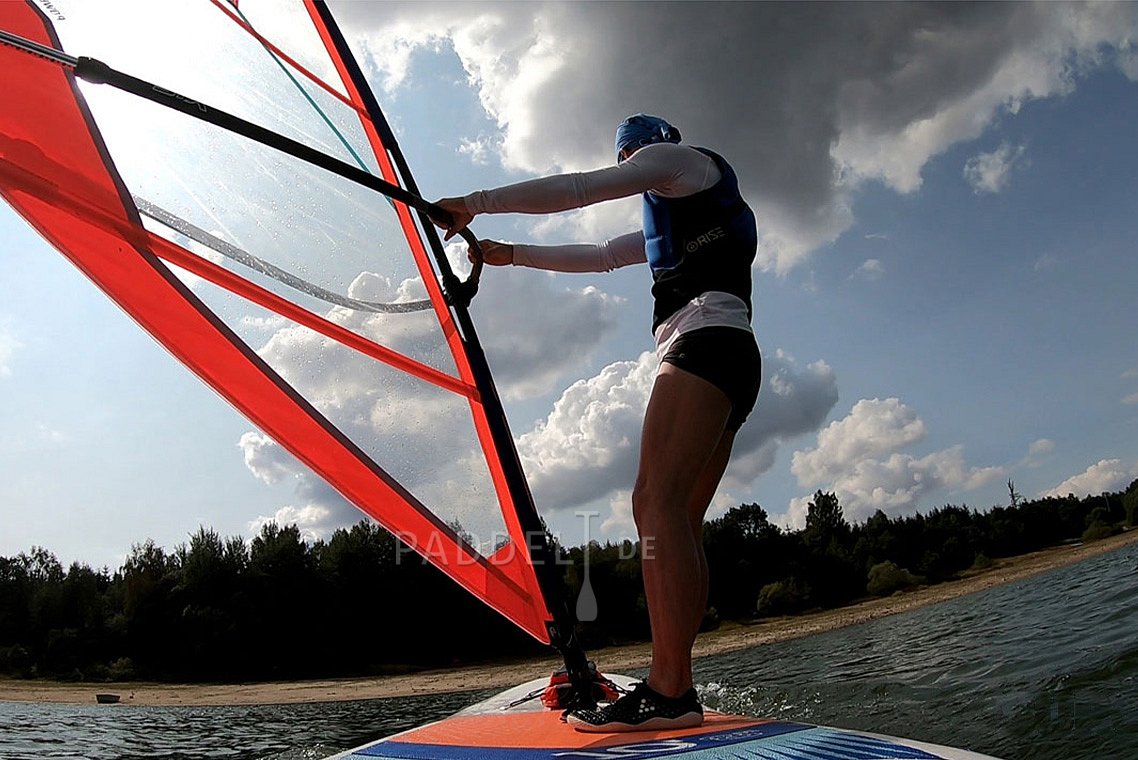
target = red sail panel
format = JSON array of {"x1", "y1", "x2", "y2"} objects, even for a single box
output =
[
  {"x1": 298, "y1": 0, "x2": 552, "y2": 634},
  {"x1": 0, "y1": 1, "x2": 551, "y2": 643}
]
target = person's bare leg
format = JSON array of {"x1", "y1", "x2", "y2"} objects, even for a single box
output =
[
  {"x1": 633, "y1": 363, "x2": 731, "y2": 698},
  {"x1": 685, "y1": 430, "x2": 735, "y2": 640}
]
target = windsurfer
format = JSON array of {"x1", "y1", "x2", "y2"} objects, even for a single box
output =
[{"x1": 434, "y1": 114, "x2": 761, "y2": 732}]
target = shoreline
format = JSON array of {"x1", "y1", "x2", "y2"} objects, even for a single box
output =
[{"x1": 3, "y1": 528, "x2": 1135, "y2": 707}]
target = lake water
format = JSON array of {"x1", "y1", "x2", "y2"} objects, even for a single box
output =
[{"x1": 2, "y1": 541, "x2": 1136, "y2": 760}]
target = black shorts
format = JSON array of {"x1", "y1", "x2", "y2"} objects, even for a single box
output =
[{"x1": 661, "y1": 326, "x2": 762, "y2": 431}]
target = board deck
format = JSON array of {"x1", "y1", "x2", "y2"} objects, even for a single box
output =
[{"x1": 331, "y1": 675, "x2": 1001, "y2": 760}]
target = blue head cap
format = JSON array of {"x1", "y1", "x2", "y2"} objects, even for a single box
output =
[{"x1": 615, "y1": 114, "x2": 681, "y2": 163}]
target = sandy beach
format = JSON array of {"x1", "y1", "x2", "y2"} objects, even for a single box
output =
[{"x1": 3, "y1": 528, "x2": 1135, "y2": 707}]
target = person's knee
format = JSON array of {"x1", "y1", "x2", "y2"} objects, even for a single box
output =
[
  {"x1": 632, "y1": 477, "x2": 687, "y2": 533},
  {"x1": 632, "y1": 476, "x2": 666, "y2": 533},
  {"x1": 631, "y1": 477, "x2": 651, "y2": 531}
]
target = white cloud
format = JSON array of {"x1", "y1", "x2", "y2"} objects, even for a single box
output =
[
  {"x1": 599, "y1": 489, "x2": 634, "y2": 535},
  {"x1": 1023, "y1": 438, "x2": 1056, "y2": 468},
  {"x1": 1120, "y1": 44, "x2": 1138, "y2": 81},
  {"x1": 458, "y1": 135, "x2": 496, "y2": 165},
  {"x1": 355, "y1": 17, "x2": 445, "y2": 93},
  {"x1": 442, "y1": 238, "x2": 623, "y2": 399},
  {"x1": 0, "y1": 326, "x2": 20, "y2": 378},
  {"x1": 476, "y1": 276, "x2": 622, "y2": 400},
  {"x1": 1124, "y1": 393, "x2": 1138, "y2": 406},
  {"x1": 337, "y1": 2, "x2": 1138, "y2": 272},
  {"x1": 528, "y1": 198, "x2": 641, "y2": 247},
  {"x1": 240, "y1": 432, "x2": 360, "y2": 540},
  {"x1": 1041, "y1": 459, "x2": 1138, "y2": 498},
  {"x1": 240, "y1": 431, "x2": 301, "y2": 485},
  {"x1": 964, "y1": 142, "x2": 1027, "y2": 193},
  {"x1": 788, "y1": 398, "x2": 1004, "y2": 526},
  {"x1": 518, "y1": 352, "x2": 657, "y2": 513},
  {"x1": 228, "y1": 261, "x2": 621, "y2": 542},
  {"x1": 792, "y1": 398, "x2": 926, "y2": 485},
  {"x1": 728, "y1": 353, "x2": 840, "y2": 490},
  {"x1": 518, "y1": 347, "x2": 839, "y2": 521},
  {"x1": 852, "y1": 258, "x2": 885, "y2": 281},
  {"x1": 248, "y1": 504, "x2": 336, "y2": 543}
]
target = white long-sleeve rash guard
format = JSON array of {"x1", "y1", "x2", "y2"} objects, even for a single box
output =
[
  {"x1": 462, "y1": 142, "x2": 753, "y2": 347},
  {"x1": 461, "y1": 142, "x2": 721, "y2": 273}
]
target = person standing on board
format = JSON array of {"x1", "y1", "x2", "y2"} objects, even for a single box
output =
[{"x1": 433, "y1": 114, "x2": 761, "y2": 732}]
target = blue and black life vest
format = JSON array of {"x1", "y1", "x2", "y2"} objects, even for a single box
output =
[{"x1": 641, "y1": 147, "x2": 757, "y2": 331}]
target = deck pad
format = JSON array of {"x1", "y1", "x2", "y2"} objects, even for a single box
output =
[
  {"x1": 333, "y1": 676, "x2": 1000, "y2": 760},
  {"x1": 349, "y1": 718, "x2": 962, "y2": 759}
]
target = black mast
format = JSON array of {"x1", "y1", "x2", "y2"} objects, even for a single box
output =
[{"x1": 311, "y1": 1, "x2": 595, "y2": 705}]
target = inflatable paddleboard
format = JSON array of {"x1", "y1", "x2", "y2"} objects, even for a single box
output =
[{"x1": 331, "y1": 675, "x2": 1000, "y2": 760}]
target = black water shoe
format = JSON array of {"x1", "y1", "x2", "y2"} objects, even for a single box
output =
[{"x1": 566, "y1": 682, "x2": 703, "y2": 733}]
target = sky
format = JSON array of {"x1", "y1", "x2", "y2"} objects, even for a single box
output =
[{"x1": 2, "y1": 1, "x2": 1138, "y2": 570}]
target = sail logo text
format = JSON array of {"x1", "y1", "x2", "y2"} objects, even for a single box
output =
[{"x1": 35, "y1": 0, "x2": 66, "y2": 21}]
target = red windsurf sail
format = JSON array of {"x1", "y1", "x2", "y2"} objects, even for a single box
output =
[{"x1": 0, "y1": 1, "x2": 554, "y2": 643}]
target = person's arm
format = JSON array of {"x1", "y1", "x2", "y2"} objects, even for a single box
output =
[
  {"x1": 433, "y1": 144, "x2": 719, "y2": 239},
  {"x1": 507, "y1": 231, "x2": 647, "y2": 273},
  {"x1": 466, "y1": 233, "x2": 645, "y2": 271},
  {"x1": 463, "y1": 143, "x2": 719, "y2": 216}
]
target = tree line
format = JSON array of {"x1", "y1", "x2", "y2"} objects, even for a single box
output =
[{"x1": 2, "y1": 481, "x2": 1135, "y2": 683}]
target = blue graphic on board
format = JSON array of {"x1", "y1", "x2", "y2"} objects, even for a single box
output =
[{"x1": 354, "y1": 723, "x2": 944, "y2": 760}]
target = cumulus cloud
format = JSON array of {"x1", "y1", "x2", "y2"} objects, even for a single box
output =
[
  {"x1": 600, "y1": 489, "x2": 634, "y2": 535},
  {"x1": 792, "y1": 398, "x2": 926, "y2": 485},
  {"x1": 241, "y1": 432, "x2": 360, "y2": 539},
  {"x1": 1041, "y1": 459, "x2": 1138, "y2": 498},
  {"x1": 219, "y1": 1, "x2": 1136, "y2": 543},
  {"x1": 234, "y1": 264, "x2": 620, "y2": 541},
  {"x1": 964, "y1": 142, "x2": 1028, "y2": 193},
  {"x1": 441, "y1": 238, "x2": 623, "y2": 399},
  {"x1": 518, "y1": 347, "x2": 838, "y2": 519},
  {"x1": 240, "y1": 431, "x2": 305, "y2": 486},
  {"x1": 248, "y1": 504, "x2": 339, "y2": 543},
  {"x1": 727, "y1": 352, "x2": 840, "y2": 490},
  {"x1": 337, "y1": 2, "x2": 1138, "y2": 270},
  {"x1": 788, "y1": 398, "x2": 1004, "y2": 527},
  {"x1": 518, "y1": 352, "x2": 657, "y2": 512},
  {"x1": 475, "y1": 276, "x2": 622, "y2": 400}
]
